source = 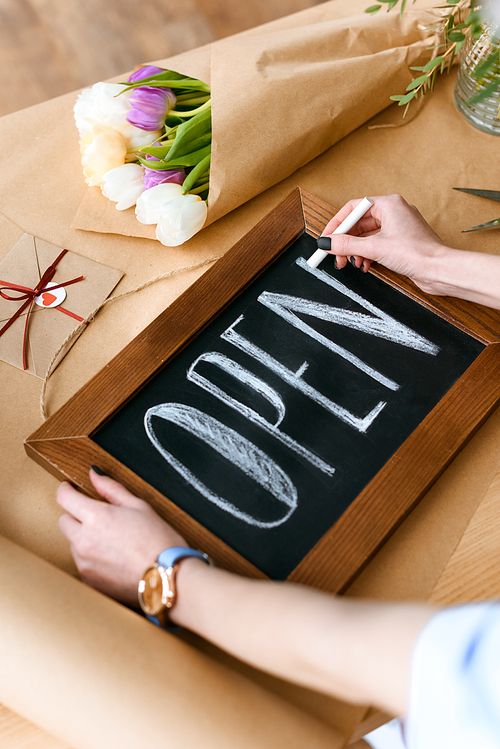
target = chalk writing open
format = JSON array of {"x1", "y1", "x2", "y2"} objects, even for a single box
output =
[{"x1": 144, "y1": 252, "x2": 439, "y2": 528}]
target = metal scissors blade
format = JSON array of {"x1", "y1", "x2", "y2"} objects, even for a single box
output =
[
  {"x1": 462, "y1": 217, "x2": 500, "y2": 233},
  {"x1": 453, "y1": 187, "x2": 500, "y2": 231},
  {"x1": 453, "y1": 187, "x2": 500, "y2": 202}
]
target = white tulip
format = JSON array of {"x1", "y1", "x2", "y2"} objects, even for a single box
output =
[
  {"x1": 155, "y1": 194, "x2": 208, "y2": 246},
  {"x1": 79, "y1": 124, "x2": 127, "y2": 187},
  {"x1": 101, "y1": 163, "x2": 145, "y2": 210},
  {"x1": 74, "y1": 82, "x2": 162, "y2": 155},
  {"x1": 135, "y1": 183, "x2": 184, "y2": 224},
  {"x1": 74, "y1": 82, "x2": 133, "y2": 136},
  {"x1": 121, "y1": 123, "x2": 163, "y2": 154}
]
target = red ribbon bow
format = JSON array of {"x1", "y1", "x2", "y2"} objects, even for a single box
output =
[{"x1": 0, "y1": 249, "x2": 84, "y2": 370}]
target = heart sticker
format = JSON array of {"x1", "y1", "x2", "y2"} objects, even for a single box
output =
[
  {"x1": 42, "y1": 292, "x2": 57, "y2": 305},
  {"x1": 35, "y1": 281, "x2": 67, "y2": 308}
]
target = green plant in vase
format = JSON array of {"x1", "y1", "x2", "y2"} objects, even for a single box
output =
[{"x1": 366, "y1": 0, "x2": 500, "y2": 134}]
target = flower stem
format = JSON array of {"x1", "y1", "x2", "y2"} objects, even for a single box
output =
[
  {"x1": 189, "y1": 181, "x2": 210, "y2": 195},
  {"x1": 169, "y1": 99, "x2": 211, "y2": 118},
  {"x1": 175, "y1": 93, "x2": 210, "y2": 104}
]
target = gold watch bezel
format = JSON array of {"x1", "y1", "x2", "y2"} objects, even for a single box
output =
[{"x1": 138, "y1": 562, "x2": 179, "y2": 623}]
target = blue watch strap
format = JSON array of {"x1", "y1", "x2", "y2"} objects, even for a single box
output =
[
  {"x1": 145, "y1": 546, "x2": 213, "y2": 632},
  {"x1": 157, "y1": 546, "x2": 210, "y2": 568}
]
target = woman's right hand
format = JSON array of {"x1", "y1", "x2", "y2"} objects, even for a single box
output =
[{"x1": 321, "y1": 194, "x2": 450, "y2": 295}]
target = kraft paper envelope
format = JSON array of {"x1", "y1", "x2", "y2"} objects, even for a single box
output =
[
  {"x1": 72, "y1": 3, "x2": 438, "y2": 240},
  {"x1": 0, "y1": 233, "x2": 123, "y2": 378}
]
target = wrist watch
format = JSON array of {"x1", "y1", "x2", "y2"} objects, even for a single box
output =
[{"x1": 138, "y1": 546, "x2": 214, "y2": 629}]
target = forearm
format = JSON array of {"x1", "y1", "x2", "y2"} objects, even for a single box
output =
[
  {"x1": 58, "y1": 472, "x2": 439, "y2": 714},
  {"x1": 171, "y1": 560, "x2": 438, "y2": 715},
  {"x1": 425, "y1": 245, "x2": 500, "y2": 310}
]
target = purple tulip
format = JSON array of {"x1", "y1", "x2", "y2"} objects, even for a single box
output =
[
  {"x1": 126, "y1": 66, "x2": 176, "y2": 131},
  {"x1": 127, "y1": 86, "x2": 176, "y2": 131},
  {"x1": 143, "y1": 154, "x2": 185, "y2": 190},
  {"x1": 127, "y1": 66, "x2": 165, "y2": 83}
]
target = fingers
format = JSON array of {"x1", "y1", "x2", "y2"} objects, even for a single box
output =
[
  {"x1": 349, "y1": 256, "x2": 371, "y2": 272},
  {"x1": 57, "y1": 470, "x2": 146, "y2": 528},
  {"x1": 57, "y1": 481, "x2": 101, "y2": 523},
  {"x1": 336, "y1": 256, "x2": 371, "y2": 272},
  {"x1": 89, "y1": 467, "x2": 145, "y2": 508},
  {"x1": 331, "y1": 253, "x2": 364, "y2": 271},
  {"x1": 322, "y1": 194, "x2": 413, "y2": 267},
  {"x1": 326, "y1": 232, "x2": 369, "y2": 265},
  {"x1": 320, "y1": 199, "x2": 381, "y2": 272},
  {"x1": 58, "y1": 510, "x2": 82, "y2": 542},
  {"x1": 322, "y1": 198, "x2": 373, "y2": 236},
  {"x1": 327, "y1": 234, "x2": 377, "y2": 272}
]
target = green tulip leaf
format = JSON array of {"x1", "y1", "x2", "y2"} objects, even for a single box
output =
[
  {"x1": 182, "y1": 154, "x2": 211, "y2": 195},
  {"x1": 189, "y1": 182, "x2": 210, "y2": 196},
  {"x1": 138, "y1": 145, "x2": 173, "y2": 159},
  {"x1": 164, "y1": 116, "x2": 184, "y2": 129},
  {"x1": 165, "y1": 107, "x2": 212, "y2": 162},
  {"x1": 137, "y1": 151, "x2": 209, "y2": 171},
  {"x1": 169, "y1": 133, "x2": 212, "y2": 157},
  {"x1": 136, "y1": 155, "x2": 175, "y2": 171},
  {"x1": 125, "y1": 79, "x2": 211, "y2": 94},
  {"x1": 161, "y1": 144, "x2": 212, "y2": 168}
]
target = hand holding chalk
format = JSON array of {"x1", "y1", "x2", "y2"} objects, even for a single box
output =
[{"x1": 307, "y1": 197, "x2": 374, "y2": 269}]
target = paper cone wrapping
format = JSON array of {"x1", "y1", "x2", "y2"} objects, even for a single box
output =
[{"x1": 72, "y1": 3, "x2": 438, "y2": 240}]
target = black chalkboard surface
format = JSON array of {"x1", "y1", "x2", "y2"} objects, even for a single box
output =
[
  {"x1": 26, "y1": 188, "x2": 500, "y2": 593},
  {"x1": 93, "y1": 232, "x2": 483, "y2": 579}
]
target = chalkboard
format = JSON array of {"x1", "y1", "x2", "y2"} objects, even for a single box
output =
[
  {"x1": 26, "y1": 189, "x2": 500, "y2": 592},
  {"x1": 93, "y1": 232, "x2": 482, "y2": 579}
]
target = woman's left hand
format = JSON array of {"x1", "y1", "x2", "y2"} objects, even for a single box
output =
[{"x1": 57, "y1": 468, "x2": 187, "y2": 607}]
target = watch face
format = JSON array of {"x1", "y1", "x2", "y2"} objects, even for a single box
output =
[{"x1": 140, "y1": 567, "x2": 164, "y2": 615}]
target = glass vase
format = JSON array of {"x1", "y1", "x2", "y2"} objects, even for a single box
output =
[{"x1": 454, "y1": 21, "x2": 500, "y2": 135}]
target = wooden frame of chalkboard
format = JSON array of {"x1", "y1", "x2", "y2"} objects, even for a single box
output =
[{"x1": 26, "y1": 188, "x2": 500, "y2": 592}]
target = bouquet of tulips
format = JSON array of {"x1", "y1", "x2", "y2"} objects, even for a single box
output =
[
  {"x1": 74, "y1": 66, "x2": 211, "y2": 246},
  {"x1": 73, "y1": 7, "x2": 442, "y2": 249}
]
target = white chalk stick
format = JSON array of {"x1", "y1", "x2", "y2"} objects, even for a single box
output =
[{"x1": 307, "y1": 197, "x2": 374, "y2": 268}]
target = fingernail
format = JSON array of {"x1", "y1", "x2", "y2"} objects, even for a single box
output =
[
  {"x1": 349, "y1": 256, "x2": 356, "y2": 267},
  {"x1": 317, "y1": 236, "x2": 331, "y2": 250},
  {"x1": 91, "y1": 465, "x2": 107, "y2": 476},
  {"x1": 333, "y1": 256, "x2": 338, "y2": 269}
]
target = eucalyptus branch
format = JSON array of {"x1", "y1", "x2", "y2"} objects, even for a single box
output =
[
  {"x1": 391, "y1": 40, "x2": 461, "y2": 115},
  {"x1": 365, "y1": 0, "x2": 496, "y2": 116}
]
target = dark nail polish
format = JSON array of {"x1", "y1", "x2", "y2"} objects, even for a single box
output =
[
  {"x1": 317, "y1": 236, "x2": 331, "y2": 250},
  {"x1": 91, "y1": 465, "x2": 107, "y2": 476},
  {"x1": 333, "y1": 256, "x2": 338, "y2": 269},
  {"x1": 350, "y1": 256, "x2": 356, "y2": 267}
]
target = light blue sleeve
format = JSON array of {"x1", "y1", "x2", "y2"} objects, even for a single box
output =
[{"x1": 405, "y1": 601, "x2": 500, "y2": 749}]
